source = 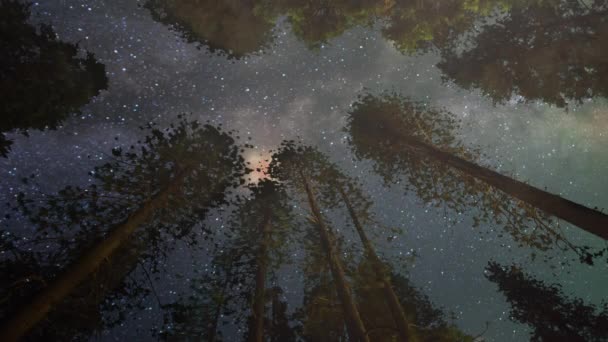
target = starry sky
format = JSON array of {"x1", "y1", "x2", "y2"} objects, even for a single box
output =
[{"x1": 1, "y1": 1, "x2": 607, "y2": 341}]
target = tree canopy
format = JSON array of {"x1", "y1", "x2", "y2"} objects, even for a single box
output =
[
  {"x1": 0, "y1": 0, "x2": 108, "y2": 157},
  {"x1": 486, "y1": 261, "x2": 608, "y2": 341},
  {"x1": 0, "y1": 117, "x2": 248, "y2": 340},
  {"x1": 345, "y1": 93, "x2": 607, "y2": 263},
  {"x1": 439, "y1": 1, "x2": 608, "y2": 107},
  {"x1": 144, "y1": 0, "x2": 276, "y2": 59}
]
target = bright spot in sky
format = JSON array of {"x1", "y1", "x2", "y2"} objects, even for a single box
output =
[{"x1": 243, "y1": 150, "x2": 272, "y2": 184}]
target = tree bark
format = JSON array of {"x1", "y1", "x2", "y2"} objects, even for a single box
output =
[
  {"x1": 251, "y1": 210, "x2": 271, "y2": 342},
  {"x1": 0, "y1": 167, "x2": 192, "y2": 342},
  {"x1": 299, "y1": 170, "x2": 370, "y2": 342},
  {"x1": 337, "y1": 186, "x2": 411, "y2": 342},
  {"x1": 398, "y1": 135, "x2": 608, "y2": 240}
]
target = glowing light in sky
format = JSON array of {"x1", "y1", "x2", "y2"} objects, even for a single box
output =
[{"x1": 243, "y1": 149, "x2": 272, "y2": 184}]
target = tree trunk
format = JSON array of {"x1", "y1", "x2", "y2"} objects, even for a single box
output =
[
  {"x1": 337, "y1": 186, "x2": 411, "y2": 342},
  {"x1": 251, "y1": 210, "x2": 271, "y2": 342},
  {"x1": 299, "y1": 170, "x2": 370, "y2": 342},
  {"x1": 0, "y1": 167, "x2": 192, "y2": 342},
  {"x1": 399, "y1": 135, "x2": 608, "y2": 240},
  {"x1": 209, "y1": 264, "x2": 233, "y2": 342}
]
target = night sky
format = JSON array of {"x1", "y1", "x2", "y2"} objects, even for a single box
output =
[{"x1": 1, "y1": 1, "x2": 607, "y2": 341}]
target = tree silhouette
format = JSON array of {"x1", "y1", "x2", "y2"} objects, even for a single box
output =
[
  {"x1": 486, "y1": 261, "x2": 608, "y2": 341},
  {"x1": 291, "y1": 223, "x2": 472, "y2": 341},
  {"x1": 270, "y1": 142, "x2": 474, "y2": 341},
  {"x1": 159, "y1": 251, "x2": 237, "y2": 342},
  {"x1": 143, "y1": 0, "x2": 526, "y2": 57},
  {"x1": 240, "y1": 180, "x2": 295, "y2": 342},
  {"x1": 256, "y1": 0, "x2": 390, "y2": 49},
  {"x1": 291, "y1": 194, "x2": 369, "y2": 341},
  {"x1": 265, "y1": 286, "x2": 297, "y2": 341},
  {"x1": 354, "y1": 258, "x2": 473, "y2": 341},
  {"x1": 144, "y1": 0, "x2": 275, "y2": 59},
  {"x1": 317, "y1": 158, "x2": 414, "y2": 340},
  {"x1": 0, "y1": 0, "x2": 108, "y2": 157},
  {"x1": 345, "y1": 93, "x2": 608, "y2": 261},
  {"x1": 160, "y1": 179, "x2": 296, "y2": 341},
  {"x1": 381, "y1": 0, "x2": 495, "y2": 54},
  {"x1": 319, "y1": 151, "x2": 473, "y2": 341},
  {"x1": 258, "y1": 0, "x2": 505, "y2": 52},
  {"x1": 269, "y1": 141, "x2": 370, "y2": 341},
  {"x1": 292, "y1": 255, "x2": 349, "y2": 341},
  {"x1": 0, "y1": 117, "x2": 247, "y2": 341},
  {"x1": 438, "y1": 1, "x2": 608, "y2": 107}
]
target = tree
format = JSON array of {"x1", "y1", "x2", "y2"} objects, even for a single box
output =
[
  {"x1": 269, "y1": 142, "x2": 370, "y2": 341},
  {"x1": 143, "y1": 0, "x2": 522, "y2": 57},
  {"x1": 382, "y1": 0, "x2": 488, "y2": 54},
  {"x1": 160, "y1": 179, "x2": 295, "y2": 341},
  {"x1": 266, "y1": 286, "x2": 297, "y2": 341},
  {"x1": 293, "y1": 266, "x2": 349, "y2": 341},
  {"x1": 235, "y1": 180, "x2": 295, "y2": 341},
  {"x1": 438, "y1": 1, "x2": 608, "y2": 107},
  {"x1": 159, "y1": 252, "x2": 237, "y2": 342},
  {"x1": 255, "y1": 0, "x2": 389, "y2": 49},
  {"x1": 290, "y1": 217, "x2": 472, "y2": 341},
  {"x1": 291, "y1": 205, "x2": 355, "y2": 342},
  {"x1": 311, "y1": 150, "x2": 473, "y2": 341},
  {"x1": 0, "y1": 0, "x2": 108, "y2": 157},
  {"x1": 317, "y1": 158, "x2": 414, "y2": 340},
  {"x1": 345, "y1": 93, "x2": 608, "y2": 257},
  {"x1": 0, "y1": 118, "x2": 247, "y2": 341},
  {"x1": 354, "y1": 258, "x2": 474, "y2": 341},
  {"x1": 258, "y1": 0, "x2": 496, "y2": 52},
  {"x1": 485, "y1": 261, "x2": 608, "y2": 341},
  {"x1": 269, "y1": 142, "x2": 475, "y2": 341},
  {"x1": 144, "y1": 0, "x2": 275, "y2": 59}
]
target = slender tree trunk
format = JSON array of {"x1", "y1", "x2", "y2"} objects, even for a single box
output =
[
  {"x1": 398, "y1": 135, "x2": 608, "y2": 240},
  {"x1": 0, "y1": 167, "x2": 193, "y2": 342},
  {"x1": 299, "y1": 170, "x2": 370, "y2": 342},
  {"x1": 337, "y1": 186, "x2": 411, "y2": 342},
  {"x1": 251, "y1": 210, "x2": 271, "y2": 342},
  {"x1": 271, "y1": 290, "x2": 279, "y2": 340},
  {"x1": 209, "y1": 264, "x2": 233, "y2": 342}
]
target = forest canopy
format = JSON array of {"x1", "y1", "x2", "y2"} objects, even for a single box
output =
[{"x1": 0, "y1": 0, "x2": 108, "y2": 157}]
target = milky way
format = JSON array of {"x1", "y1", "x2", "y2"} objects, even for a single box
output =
[{"x1": 1, "y1": 1, "x2": 607, "y2": 341}]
